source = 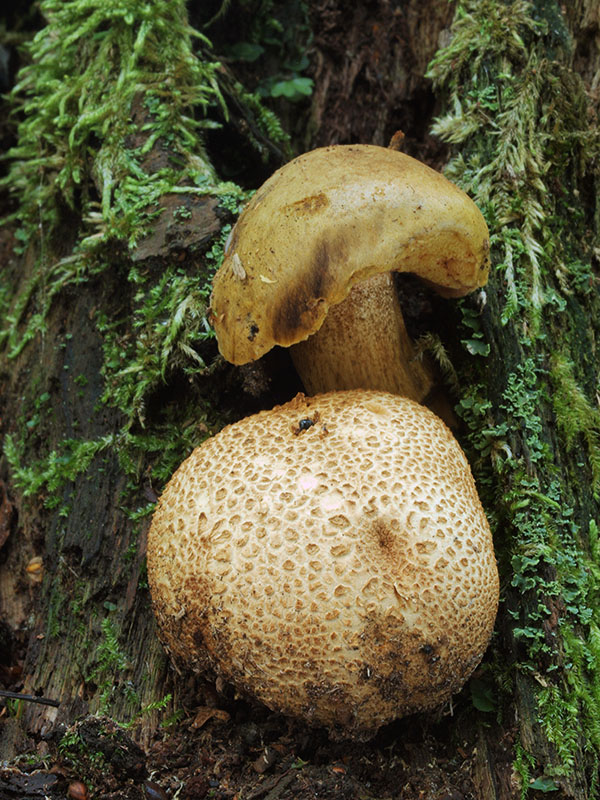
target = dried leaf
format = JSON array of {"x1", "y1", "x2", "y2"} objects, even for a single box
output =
[{"x1": 191, "y1": 706, "x2": 230, "y2": 729}]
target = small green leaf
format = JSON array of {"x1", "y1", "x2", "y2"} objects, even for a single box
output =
[
  {"x1": 470, "y1": 678, "x2": 496, "y2": 712},
  {"x1": 462, "y1": 338, "x2": 490, "y2": 356},
  {"x1": 289, "y1": 76, "x2": 314, "y2": 96},
  {"x1": 270, "y1": 77, "x2": 314, "y2": 100},
  {"x1": 529, "y1": 776, "x2": 558, "y2": 792},
  {"x1": 513, "y1": 626, "x2": 542, "y2": 640},
  {"x1": 226, "y1": 42, "x2": 265, "y2": 62}
]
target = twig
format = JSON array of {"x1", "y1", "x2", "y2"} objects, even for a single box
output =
[
  {"x1": 246, "y1": 770, "x2": 295, "y2": 800},
  {"x1": 264, "y1": 773, "x2": 295, "y2": 800},
  {"x1": 0, "y1": 689, "x2": 60, "y2": 707}
]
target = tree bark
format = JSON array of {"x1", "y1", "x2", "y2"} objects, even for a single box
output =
[{"x1": 1, "y1": 1, "x2": 600, "y2": 799}]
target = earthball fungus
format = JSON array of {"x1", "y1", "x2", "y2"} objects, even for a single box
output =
[
  {"x1": 147, "y1": 389, "x2": 499, "y2": 737},
  {"x1": 210, "y1": 144, "x2": 490, "y2": 401}
]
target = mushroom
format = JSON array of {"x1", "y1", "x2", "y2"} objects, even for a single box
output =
[
  {"x1": 147, "y1": 389, "x2": 499, "y2": 738},
  {"x1": 210, "y1": 144, "x2": 490, "y2": 401}
]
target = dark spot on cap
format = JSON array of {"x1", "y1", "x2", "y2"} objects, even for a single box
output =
[
  {"x1": 248, "y1": 323, "x2": 259, "y2": 341},
  {"x1": 272, "y1": 232, "x2": 343, "y2": 342},
  {"x1": 420, "y1": 642, "x2": 441, "y2": 665},
  {"x1": 372, "y1": 519, "x2": 394, "y2": 551},
  {"x1": 192, "y1": 628, "x2": 206, "y2": 651}
]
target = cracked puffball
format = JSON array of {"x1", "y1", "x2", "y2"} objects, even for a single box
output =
[
  {"x1": 210, "y1": 144, "x2": 490, "y2": 402},
  {"x1": 147, "y1": 389, "x2": 499, "y2": 738}
]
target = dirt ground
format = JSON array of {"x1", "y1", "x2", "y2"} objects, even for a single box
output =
[{"x1": 0, "y1": 674, "x2": 505, "y2": 800}]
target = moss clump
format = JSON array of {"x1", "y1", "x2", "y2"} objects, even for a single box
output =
[
  {"x1": 428, "y1": 0, "x2": 597, "y2": 338},
  {"x1": 428, "y1": 0, "x2": 600, "y2": 791},
  {"x1": 3, "y1": 0, "x2": 223, "y2": 247},
  {"x1": 550, "y1": 353, "x2": 600, "y2": 496},
  {"x1": 0, "y1": 0, "x2": 254, "y2": 361},
  {"x1": 0, "y1": 3, "x2": 292, "y2": 728},
  {"x1": 0, "y1": 0, "x2": 290, "y2": 498}
]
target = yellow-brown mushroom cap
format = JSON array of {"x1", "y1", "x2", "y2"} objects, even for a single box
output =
[
  {"x1": 210, "y1": 144, "x2": 490, "y2": 365},
  {"x1": 147, "y1": 389, "x2": 499, "y2": 737}
]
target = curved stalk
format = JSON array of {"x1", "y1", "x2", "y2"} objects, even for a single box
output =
[{"x1": 289, "y1": 272, "x2": 435, "y2": 401}]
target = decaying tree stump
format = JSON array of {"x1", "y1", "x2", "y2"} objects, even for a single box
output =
[{"x1": 2, "y1": 2, "x2": 600, "y2": 798}]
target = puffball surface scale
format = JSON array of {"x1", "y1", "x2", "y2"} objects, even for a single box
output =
[{"x1": 147, "y1": 390, "x2": 499, "y2": 737}]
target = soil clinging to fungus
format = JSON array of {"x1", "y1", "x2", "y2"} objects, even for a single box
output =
[
  {"x1": 147, "y1": 389, "x2": 499, "y2": 738},
  {"x1": 210, "y1": 144, "x2": 490, "y2": 401}
]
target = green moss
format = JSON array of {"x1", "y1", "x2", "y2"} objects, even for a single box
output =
[
  {"x1": 428, "y1": 1, "x2": 598, "y2": 339},
  {"x1": 416, "y1": 333, "x2": 460, "y2": 394},
  {"x1": 4, "y1": 411, "x2": 218, "y2": 515},
  {"x1": 3, "y1": 0, "x2": 221, "y2": 246},
  {"x1": 513, "y1": 741, "x2": 534, "y2": 799},
  {"x1": 4, "y1": 433, "x2": 114, "y2": 506},
  {"x1": 0, "y1": 1, "x2": 295, "y2": 725},
  {"x1": 429, "y1": 0, "x2": 600, "y2": 789},
  {"x1": 0, "y1": 1, "x2": 281, "y2": 517},
  {"x1": 90, "y1": 616, "x2": 134, "y2": 713},
  {"x1": 550, "y1": 353, "x2": 600, "y2": 496},
  {"x1": 0, "y1": 0, "x2": 280, "y2": 392}
]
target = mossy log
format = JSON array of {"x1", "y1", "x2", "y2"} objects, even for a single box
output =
[{"x1": 1, "y1": 1, "x2": 600, "y2": 798}]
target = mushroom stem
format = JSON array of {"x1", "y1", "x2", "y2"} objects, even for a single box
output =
[{"x1": 289, "y1": 272, "x2": 435, "y2": 401}]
